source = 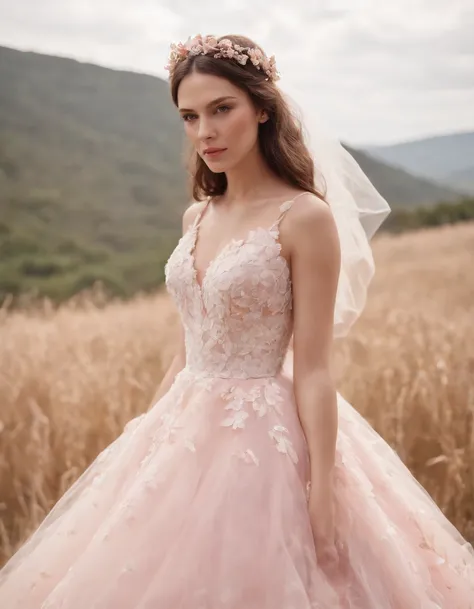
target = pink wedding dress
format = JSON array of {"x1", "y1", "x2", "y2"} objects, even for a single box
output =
[{"x1": 1, "y1": 195, "x2": 473, "y2": 608}]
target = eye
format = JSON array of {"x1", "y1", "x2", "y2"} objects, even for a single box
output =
[
  {"x1": 215, "y1": 105, "x2": 231, "y2": 114},
  {"x1": 182, "y1": 113, "x2": 197, "y2": 122}
]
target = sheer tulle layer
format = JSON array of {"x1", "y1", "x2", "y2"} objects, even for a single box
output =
[
  {"x1": 332, "y1": 394, "x2": 474, "y2": 607},
  {"x1": 0, "y1": 368, "x2": 473, "y2": 608}
]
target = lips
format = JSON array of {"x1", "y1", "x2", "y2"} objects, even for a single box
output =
[{"x1": 204, "y1": 148, "x2": 227, "y2": 157}]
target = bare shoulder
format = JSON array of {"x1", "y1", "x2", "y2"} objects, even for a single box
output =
[
  {"x1": 288, "y1": 192, "x2": 334, "y2": 229},
  {"x1": 182, "y1": 200, "x2": 207, "y2": 233},
  {"x1": 285, "y1": 193, "x2": 340, "y2": 289},
  {"x1": 286, "y1": 192, "x2": 338, "y2": 249}
]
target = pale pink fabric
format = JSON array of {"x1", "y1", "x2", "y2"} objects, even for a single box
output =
[{"x1": 1, "y1": 195, "x2": 473, "y2": 608}]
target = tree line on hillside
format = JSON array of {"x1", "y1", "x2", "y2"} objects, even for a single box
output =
[{"x1": 381, "y1": 197, "x2": 474, "y2": 233}]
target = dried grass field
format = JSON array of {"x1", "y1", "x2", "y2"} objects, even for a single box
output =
[{"x1": 0, "y1": 222, "x2": 473, "y2": 566}]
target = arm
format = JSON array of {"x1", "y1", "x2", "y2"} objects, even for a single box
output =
[
  {"x1": 147, "y1": 201, "x2": 205, "y2": 410},
  {"x1": 288, "y1": 194, "x2": 341, "y2": 546},
  {"x1": 147, "y1": 320, "x2": 186, "y2": 409}
]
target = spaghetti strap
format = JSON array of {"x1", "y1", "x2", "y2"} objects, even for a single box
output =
[
  {"x1": 193, "y1": 196, "x2": 212, "y2": 229},
  {"x1": 269, "y1": 191, "x2": 308, "y2": 231}
]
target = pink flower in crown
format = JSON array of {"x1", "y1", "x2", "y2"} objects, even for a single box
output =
[
  {"x1": 269, "y1": 56, "x2": 280, "y2": 80},
  {"x1": 222, "y1": 47, "x2": 236, "y2": 58},
  {"x1": 247, "y1": 47, "x2": 264, "y2": 68},
  {"x1": 172, "y1": 42, "x2": 187, "y2": 59},
  {"x1": 202, "y1": 35, "x2": 218, "y2": 54},
  {"x1": 218, "y1": 38, "x2": 233, "y2": 49},
  {"x1": 166, "y1": 44, "x2": 183, "y2": 70},
  {"x1": 188, "y1": 44, "x2": 203, "y2": 56},
  {"x1": 183, "y1": 34, "x2": 202, "y2": 55},
  {"x1": 185, "y1": 33, "x2": 202, "y2": 47},
  {"x1": 165, "y1": 34, "x2": 280, "y2": 82}
]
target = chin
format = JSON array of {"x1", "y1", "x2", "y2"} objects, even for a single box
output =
[{"x1": 205, "y1": 160, "x2": 232, "y2": 173}]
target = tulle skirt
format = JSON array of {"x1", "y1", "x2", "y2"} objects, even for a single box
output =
[{"x1": 1, "y1": 365, "x2": 473, "y2": 608}]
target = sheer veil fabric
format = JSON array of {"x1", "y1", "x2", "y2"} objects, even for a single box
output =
[{"x1": 282, "y1": 87, "x2": 391, "y2": 340}]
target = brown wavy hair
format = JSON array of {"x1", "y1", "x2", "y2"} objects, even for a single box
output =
[{"x1": 169, "y1": 34, "x2": 326, "y2": 202}]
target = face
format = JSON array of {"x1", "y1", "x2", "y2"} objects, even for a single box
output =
[{"x1": 177, "y1": 71, "x2": 268, "y2": 173}]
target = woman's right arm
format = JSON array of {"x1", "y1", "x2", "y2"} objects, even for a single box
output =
[
  {"x1": 147, "y1": 201, "x2": 205, "y2": 410},
  {"x1": 147, "y1": 320, "x2": 186, "y2": 408}
]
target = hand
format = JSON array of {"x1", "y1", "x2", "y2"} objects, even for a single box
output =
[{"x1": 308, "y1": 483, "x2": 340, "y2": 579}]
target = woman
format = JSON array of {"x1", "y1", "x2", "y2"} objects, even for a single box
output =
[{"x1": 1, "y1": 33, "x2": 473, "y2": 608}]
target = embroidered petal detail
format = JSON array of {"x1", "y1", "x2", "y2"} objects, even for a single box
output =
[
  {"x1": 234, "y1": 448, "x2": 260, "y2": 466},
  {"x1": 269, "y1": 425, "x2": 298, "y2": 463},
  {"x1": 221, "y1": 410, "x2": 249, "y2": 429},
  {"x1": 184, "y1": 438, "x2": 196, "y2": 453}
]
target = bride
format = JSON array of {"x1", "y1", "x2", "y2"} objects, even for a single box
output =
[{"x1": 0, "y1": 33, "x2": 473, "y2": 609}]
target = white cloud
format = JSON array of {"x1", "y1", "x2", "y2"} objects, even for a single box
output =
[{"x1": 0, "y1": 0, "x2": 473, "y2": 144}]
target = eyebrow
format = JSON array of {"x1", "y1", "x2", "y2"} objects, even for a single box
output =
[{"x1": 178, "y1": 96, "x2": 237, "y2": 114}]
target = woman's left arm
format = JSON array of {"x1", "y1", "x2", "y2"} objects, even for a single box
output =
[{"x1": 288, "y1": 194, "x2": 341, "y2": 547}]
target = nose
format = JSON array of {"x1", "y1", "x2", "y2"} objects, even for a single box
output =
[{"x1": 197, "y1": 115, "x2": 216, "y2": 142}]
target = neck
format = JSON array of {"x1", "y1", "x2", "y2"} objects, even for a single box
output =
[{"x1": 221, "y1": 143, "x2": 279, "y2": 206}]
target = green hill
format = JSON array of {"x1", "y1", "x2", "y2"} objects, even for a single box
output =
[
  {"x1": 0, "y1": 45, "x2": 188, "y2": 302},
  {"x1": 0, "y1": 45, "x2": 466, "y2": 303}
]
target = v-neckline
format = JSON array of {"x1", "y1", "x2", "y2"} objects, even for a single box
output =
[
  {"x1": 189, "y1": 199, "x2": 273, "y2": 292},
  {"x1": 188, "y1": 193, "x2": 304, "y2": 308},
  {"x1": 193, "y1": 227, "x2": 270, "y2": 288}
]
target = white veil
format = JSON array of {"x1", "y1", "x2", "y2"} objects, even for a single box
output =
[{"x1": 282, "y1": 89, "x2": 391, "y2": 339}]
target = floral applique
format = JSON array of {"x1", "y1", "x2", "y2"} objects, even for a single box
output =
[
  {"x1": 269, "y1": 425, "x2": 299, "y2": 464},
  {"x1": 220, "y1": 380, "x2": 298, "y2": 465},
  {"x1": 159, "y1": 416, "x2": 197, "y2": 454},
  {"x1": 218, "y1": 379, "x2": 286, "y2": 429},
  {"x1": 233, "y1": 448, "x2": 260, "y2": 466},
  {"x1": 184, "y1": 438, "x2": 197, "y2": 453},
  {"x1": 158, "y1": 411, "x2": 184, "y2": 443},
  {"x1": 257, "y1": 381, "x2": 284, "y2": 417},
  {"x1": 221, "y1": 408, "x2": 249, "y2": 430}
]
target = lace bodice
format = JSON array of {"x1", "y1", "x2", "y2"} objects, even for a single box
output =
[{"x1": 164, "y1": 194, "x2": 304, "y2": 379}]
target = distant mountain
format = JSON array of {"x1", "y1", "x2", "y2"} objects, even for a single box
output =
[
  {"x1": 0, "y1": 45, "x2": 467, "y2": 302},
  {"x1": 443, "y1": 166, "x2": 474, "y2": 195},
  {"x1": 344, "y1": 146, "x2": 463, "y2": 208},
  {"x1": 365, "y1": 132, "x2": 474, "y2": 187}
]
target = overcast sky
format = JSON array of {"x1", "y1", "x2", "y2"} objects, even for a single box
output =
[{"x1": 0, "y1": 0, "x2": 473, "y2": 145}]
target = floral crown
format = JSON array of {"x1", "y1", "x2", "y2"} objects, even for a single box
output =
[{"x1": 165, "y1": 34, "x2": 280, "y2": 83}]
